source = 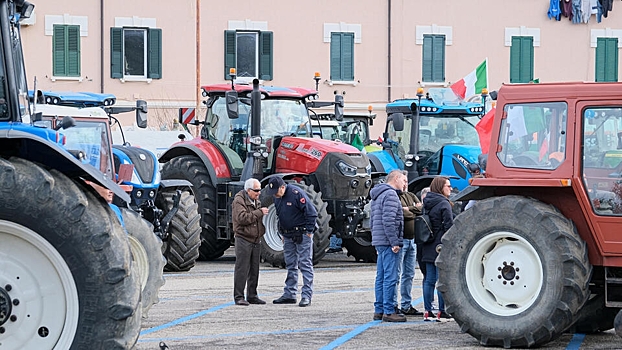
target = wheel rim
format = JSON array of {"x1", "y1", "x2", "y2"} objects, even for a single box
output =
[
  {"x1": 465, "y1": 230, "x2": 543, "y2": 316},
  {"x1": 0, "y1": 220, "x2": 79, "y2": 349},
  {"x1": 262, "y1": 204, "x2": 283, "y2": 252},
  {"x1": 128, "y1": 235, "x2": 149, "y2": 291}
]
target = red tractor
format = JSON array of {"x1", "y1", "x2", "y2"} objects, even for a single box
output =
[
  {"x1": 438, "y1": 81, "x2": 622, "y2": 347},
  {"x1": 159, "y1": 79, "x2": 372, "y2": 266}
]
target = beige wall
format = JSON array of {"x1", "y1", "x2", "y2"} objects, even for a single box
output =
[{"x1": 20, "y1": 0, "x2": 622, "y2": 138}]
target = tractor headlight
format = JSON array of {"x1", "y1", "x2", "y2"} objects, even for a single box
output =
[
  {"x1": 336, "y1": 160, "x2": 357, "y2": 176},
  {"x1": 136, "y1": 190, "x2": 143, "y2": 198},
  {"x1": 148, "y1": 190, "x2": 156, "y2": 198},
  {"x1": 249, "y1": 136, "x2": 262, "y2": 145},
  {"x1": 405, "y1": 161, "x2": 414, "y2": 167}
]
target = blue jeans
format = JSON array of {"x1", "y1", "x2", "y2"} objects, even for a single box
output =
[
  {"x1": 282, "y1": 233, "x2": 314, "y2": 300},
  {"x1": 394, "y1": 239, "x2": 416, "y2": 310},
  {"x1": 423, "y1": 262, "x2": 445, "y2": 312},
  {"x1": 374, "y1": 245, "x2": 399, "y2": 315},
  {"x1": 329, "y1": 234, "x2": 342, "y2": 249}
]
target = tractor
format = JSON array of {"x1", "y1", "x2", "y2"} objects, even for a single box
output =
[
  {"x1": 159, "y1": 78, "x2": 373, "y2": 266},
  {"x1": 438, "y1": 81, "x2": 622, "y2": 348},
  {"x1": 0, "y1": 1, "x2": 145, "y2": 348}
]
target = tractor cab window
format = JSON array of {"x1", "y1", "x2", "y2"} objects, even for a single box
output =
[
  {"x1": 343, "y1": 120, "x2": 368, "y2": 146},
  {"x1": 582, "y1": 106, "x2": 622, "y2": 215},
  {"x1": 61, "y1": 120, "x2": 113, "y2": 178},
  {"x1": 497, "y1": 102, "x2": 567, "y2": 170},
  {"x1": 260, "y1": 99, "x2": 310, "y2": 139}
]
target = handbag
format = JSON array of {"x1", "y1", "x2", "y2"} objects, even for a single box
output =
[{"x1": 414, "y1": 206, "x2": 435, "y2": 244}]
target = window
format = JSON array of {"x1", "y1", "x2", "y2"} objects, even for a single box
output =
[
  {"x1": 510, "y1": 36, "x2": 534, "y2": 83},
  {"x1": 110, "y1": 27, "x2": 162, "y2": 79},
  {"x1": 595, "y1": 37, "x2": 619, "y2": 82},
  {"x1": 53, "y1": 24, "x2": 80, "y2": 77},
  {"x1": 422, "y1": 34, "x2": 445, "y2": 82},
  {"x1": 330, "y1": 32, "x2": 354, "y2": 81},
  {"x1": 224, "y1": 30, "x2": 273, "y2": 80}
]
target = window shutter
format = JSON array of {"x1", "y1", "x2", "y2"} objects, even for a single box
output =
[
  {"x1": 110, "y1": 27, "x2": 123, "y2": 78},
  {"x1": 259, "y1": 31, "x2": 273, "y2": 80},
  {"x1": 148, "y1": 28, "x2": 162, "y2": 79},
  {"x1": 66, "y1": 25, "x2": 80, "y2": 76},
  {"x1": 605, "y1": 38, "x2": 618, "y2": 82},
  {"x1": 509, "y1": 37, "x2": 521, "y2": 83},
  {"x1": 431, "y1": 35, "x2": 445, "y2": 82},
  {"x1": 596, "y1": 38, "x2": 606, "y2": 82},
  {"x1": 224, "y1": 30, "x2": 236, "y2": 80},
  {"x1": 330, "y1": 32, "x2": 342, "y2": 80},
  {"x1": 422, "y1": 35, "x2": 433, "y2": 82},
  {"x1": 342, "y1": 32, "x2": 354, "y2": 81},
  {"x1": 520, "y1": 37, "x2": 534, "y2": 83},
  {"x1": 53, "y1": 25, "x2": 66, "y2": 76}
]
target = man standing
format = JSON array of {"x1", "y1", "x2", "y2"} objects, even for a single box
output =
[
  {"x1": 266, "y1": 177, "x2": 317, "y2": 307},
  {"x1": 370, "y1": 170, "x2": 406, "y2": 322},
  {"x1": 232, "y1": 178, "x2": 269, "y2": 306}
]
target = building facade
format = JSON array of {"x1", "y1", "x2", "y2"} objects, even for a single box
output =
[{"x1": 20, "y1": 0, "x2": 622, "y2": 137}]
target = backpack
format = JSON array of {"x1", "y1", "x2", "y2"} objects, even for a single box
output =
[{"x1": 414, "y1": 204, "x2": 438, "y2": 244}]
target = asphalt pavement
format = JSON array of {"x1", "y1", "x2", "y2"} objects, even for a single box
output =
[{"x1": 135, "y1": 248, "x2": 620, "y2": 350}]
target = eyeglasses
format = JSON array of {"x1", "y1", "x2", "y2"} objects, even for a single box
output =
[{"x1": 249, "y1": 188, "x2": 261, "y2": 192}]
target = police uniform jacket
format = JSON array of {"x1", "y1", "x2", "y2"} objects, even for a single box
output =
[
  {"x1": 232, "y1": 190, "x2": 265, "y2": 244},
  {"x1": 274, "y1": 185, "x2": 317, "y2": 236}
]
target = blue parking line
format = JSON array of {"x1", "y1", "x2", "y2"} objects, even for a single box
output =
[
  {"x1": 318, "y1": 321, "x2": 380, "y2": 350},
  {"x1": 139, "y1": 302, "x2": 233, "y2": 336},
  {"x1": 565, "y1": 333, "x2": 585, "y2": 350}
]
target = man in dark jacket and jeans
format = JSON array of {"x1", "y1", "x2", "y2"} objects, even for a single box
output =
[
  {"x1": 232, "y1": 178, "x2": 269, "y2": 306},
  {"x1": 370, "y1": 170, "x2": 407, "y2": 322}
]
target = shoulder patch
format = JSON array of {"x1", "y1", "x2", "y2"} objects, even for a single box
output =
[
  {"x1": 293, "y1": 189, "x2": 299, "y2": 194},
  {"x1": 300, "y1": 197, "x2": 306, "y2": 204}
]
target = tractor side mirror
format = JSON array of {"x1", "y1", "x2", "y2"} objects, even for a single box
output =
[
  {"x1": 135, "y1": 100, "x2": 148, "y2": 128},
  {"x1": 390, "y1": 112, "x2": 405, "y2": 132},
  {"x1": 54, "y1": 116, "x2": 76, "y2": 130},
  {"x1": 334, "y1": 95, "x2": 344, "y2": 121},
  {"x1": 225, "y1": 90, "x2": 239, "y2": 119}
]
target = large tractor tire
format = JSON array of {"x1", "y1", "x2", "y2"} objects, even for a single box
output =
[
  {"x1": 0, "y1": 157, "x2": 142, "y2": 349},
  {"x1": 342, "y1": 236, "x2": 376, "y2": 263},
  {"x1": 120, "y1": 208, "x2": 166, "y2": 316},
  {"x1": 157, "y1": 189, "x2": 202, "y2": 272},
  {"x1": 260, "y1": 182, "x2": 332, "y2": 267},
  {"x1": 568, "y1": 294, "x2": 620, "y2": 334},
  {"x1": 437, "y1": 195, "x2": 591, "y2": 348},
  {"x1": 160, "y1": 155, "x2": 230, "y2": 260}
]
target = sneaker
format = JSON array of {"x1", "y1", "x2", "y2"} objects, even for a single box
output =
[
  {"x1": 423, "y1": 310, "x2": 438, "y2": 322},
  {"x1": 401, "y1": 306, "x2": 424, "y2": 316},
  {"x1": 437, "y1": 311, "x2": 453, "y2": 319},
  {"x1": 373, "y1": 313, "x2": 383, "y2": 321},
  {"x1": 326, "y1": 247, "x2": 343, "y2": 253},
  {"x1": 382, "y1": 313, "x2": 407, "y2": 322},
  {"x1": 394, "y1": 306, "x2": 405, "y2": 315}
]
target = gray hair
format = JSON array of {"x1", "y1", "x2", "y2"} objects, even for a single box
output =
[
  {"x1": 244, "y1": 178, "x2": 261, "y2": 190},
  {"x1": 421, "y1": 187, "x2": 431, "y2": 200}
]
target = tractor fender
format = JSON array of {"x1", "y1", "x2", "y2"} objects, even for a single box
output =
[
  {"x1": 449, "y1": 185, "x2": 496, "y2": 203},
  {"x1": 3, "y1": 130, "x2": 130, "y2": 203},
  {"x1": 159, "y1": 179, "x2": 193, "y2": 191},
  {"x1": 367, "y1": 150, "x2": 400, "y2": 174},
  {"x1": 259, "y1": 173, "x2": 301, "y2": 188},
  {"x1": 407, "y1": 175, "x2": 437, "y2": 195},
  {"x1": 159, "y1": 143, "x2": 220, "y2": 187}
]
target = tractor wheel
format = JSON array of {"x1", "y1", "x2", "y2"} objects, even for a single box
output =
[
  {"x1": 0, "y1": 157, "x2": 141, "y2": 349},
  {"x1": 160, "y1": 155, "x2": 230, "y2": 260},
  {"x1": 157, "y1": 189, "x2": 202, "y2": 272},
  {"x1": 120, "y1": 208, "x2": 166, "y2": 316},
  {"x1": 260, "y1": 182, "x2": 331, "y2": 267},
  {"x1": 568, "y1": 294, "x2": 620, "y2": 334},
  {"x1": 436, "y1": 195, "x2": 591, "y2": 348},
  {"x1": 342, "y1": 236, "x2": 377, "y2": 263}
]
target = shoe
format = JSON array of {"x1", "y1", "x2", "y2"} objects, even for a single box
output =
[
  {"x1": 273, "y1": 296, "x2": 297, "y2": 304},
  {"x1": 394, "y1": 306, "x2": 405, "y2": 315},
  {"x1": 401, "y1": 306, "x2": 424, "y2": 316},
  {"x1": 382, "y1": 313, "x2": 407, "y2": 322},
  {"x1": 437, "y1": 311, "x2": 453, "y2": 319},
  {"x1": 326, "y1": 248, "x2": 343, "y2": 253},
  {"x1": 235, "y1": 299, "x2": 249, "y2": 306},
  {"x1": 247, "y1": 297, "x2": 266, "y2": 305},
  {"x1": 423, "y1": 310, "x2": 438, "y2": 322},
  {"x1": 299, "y1": 298, "x2": 311, "y2": 307},
  {"x1": 373, "y1": 313, "x2": 383, "y2": 321}
]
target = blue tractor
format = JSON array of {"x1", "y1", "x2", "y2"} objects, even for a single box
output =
[{"x1": 0, "y1": 1, "x2": 147, "y2": 348}]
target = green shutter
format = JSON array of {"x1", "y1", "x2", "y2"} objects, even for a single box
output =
[
  {"x1": 330, "y1": 32, "x2": 342, "y2": 80},
  {"x1": 66, "y1": 25, "x2": 80, "y2": 76},
  {"x1": 606, "y1": 38, "x2": 619, "y2": 81},
  {"x1": 224, "y1": 30, "x2": 236, "y2": 80},
  {"x1": 110, "y1": 27, "x2": 123, "y2": 78},
  {"x1": 431, "y1": 35, "x2": 445, "y2": 82},
  {"x1": 510, "y1": 36, "x2": 534, "y2": 83},
  {"x1": 148, "y1": 28, "x2": 162, "y2": 79},
  {"x1": 596, "y1": 37, "x2": 619, "y2": 82},
  {"x1": 342, "y1": 32, "x2": 354, "y2": 81},
  {"x1": 52, "y1": 25, "x2": 66, "y2": 76},
  {"x1": 259, "y1": 31, "x2": 273, "y2": 80},
  {"x1": 422, "y1": 35, "x2": 433, "y2": 81}
]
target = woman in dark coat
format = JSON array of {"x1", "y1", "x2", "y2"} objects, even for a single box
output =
[{"x1": 421, "y1": 176, "x2": 453, "y2": 321}]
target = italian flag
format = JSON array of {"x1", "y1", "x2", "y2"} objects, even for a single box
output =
[{"x1": 450, "y1": 59, "x2": 488, "y2": 100}]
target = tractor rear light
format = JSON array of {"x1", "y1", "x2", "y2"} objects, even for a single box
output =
[
  {"x1": 336, "y1": 160, "x2": 357, "y2": 176},
  {"x1": 560, "y1": 179, "x2": 572, "y2": 186}
]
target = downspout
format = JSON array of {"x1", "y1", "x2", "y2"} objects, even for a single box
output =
[
  {"x1": 387, "y1": 0, "x2": 391, "y2": 103},
  {"x1": 100, "y1": 0, "x2": 104, "y2": 93}
]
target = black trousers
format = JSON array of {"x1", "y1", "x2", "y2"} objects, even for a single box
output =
[{"x1": 233, "y1": 237, "x2": 261, "y2": 301}]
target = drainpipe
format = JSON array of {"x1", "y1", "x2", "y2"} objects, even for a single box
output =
[
  {"x1": 100, "y1": 0, "x2": 104, "y2": 93},
  {"x1": 387, "y1": 0, "x2": 391, "y2": 103}
]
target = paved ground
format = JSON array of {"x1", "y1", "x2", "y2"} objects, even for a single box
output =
[{"x1": 136, "y1": 248, "x2": 620, "y2": 350}]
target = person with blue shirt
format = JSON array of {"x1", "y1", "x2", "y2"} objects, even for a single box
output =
[
  {"x1": 266, "y1": 177, "x2": 317, "y2": 307},
  {"x1": 370, "y1": 170, "x2": 407, "y2": 322}
]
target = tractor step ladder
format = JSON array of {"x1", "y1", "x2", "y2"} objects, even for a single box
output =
[
  {"x1": 216, "y1": 183, "x2": 229, "y2": 240},
  {"x1": 604, "y1": 267, "x2": 622, "y2": 308}
]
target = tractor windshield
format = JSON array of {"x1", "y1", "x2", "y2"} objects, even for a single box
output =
[{"x1": 61, "y1": 120, "x2": 114, "y2": 178}]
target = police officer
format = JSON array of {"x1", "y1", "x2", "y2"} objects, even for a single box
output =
[{"x1": 265, "y1": 177, "x2": 317, "y2": 307}]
